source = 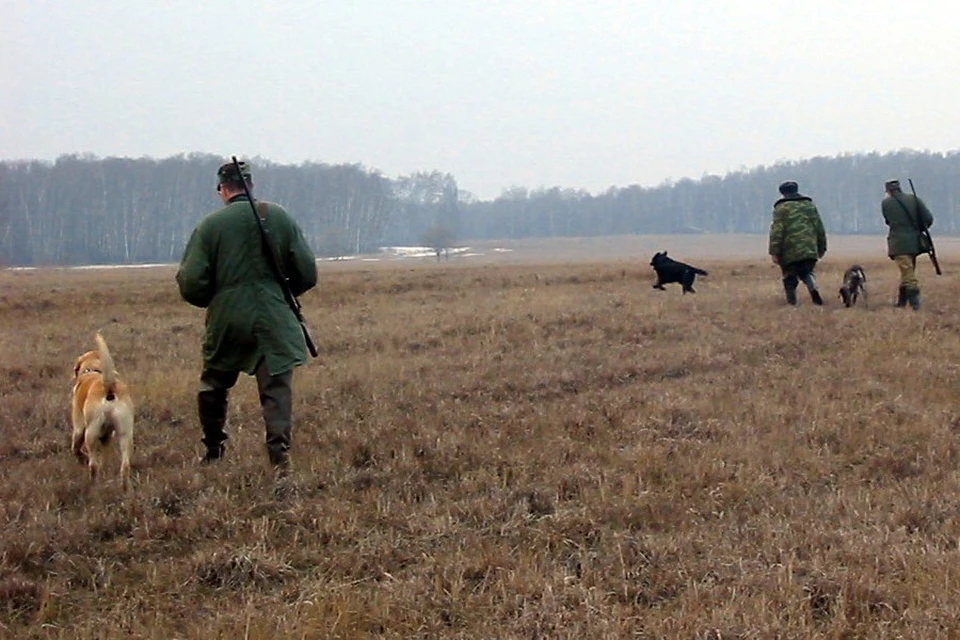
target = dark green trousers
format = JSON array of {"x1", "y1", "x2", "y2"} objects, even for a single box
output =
[{"x1": 198, "y1": 359, "x2": 294, "y2": 466}]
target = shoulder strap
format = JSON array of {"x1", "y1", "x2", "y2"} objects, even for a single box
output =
[{"x1": 892, "y1": 195, "x2": 925, "y2": 232}]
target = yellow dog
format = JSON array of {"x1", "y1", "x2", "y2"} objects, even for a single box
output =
[{"x1": 71, "y1": 333, "x2": 135, "y2": 489}]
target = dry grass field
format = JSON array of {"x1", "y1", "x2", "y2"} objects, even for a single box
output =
[{"x1": 4, "y1": 240, "x2": 960, "y2": 638}]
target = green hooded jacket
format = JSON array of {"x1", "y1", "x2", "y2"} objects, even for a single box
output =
[
  {"x1": 881, "y1": 192, "x2": 934, "y2": 257},
  {"x1": 176, "y1": 196, "x2": 318, "y2": 375},
  {"x1": 768, "y1": 195, "x2": 827, "y2": 265}
]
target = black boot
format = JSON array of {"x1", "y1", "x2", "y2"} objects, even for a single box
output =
[
  {"x1": 800, "y1": 273, "x2": 823, "y2": 306},
  {"x1": 896, "y1": 286, "x2": 907, "y2": 307},
  {"x1": 783, "y1": 276, "x2": 799, "y2": 305},
  {"x1": 907, "y1": 290, "x2": 921, "y2": 311},
  {"x1": 200, "y1": 443, "x2": 225, "y2": 464},
  {"x1": 198, "y1": 389, "x2": 229, "y2": 463},
  {"x1": 268, "y1": 449, "x2": 291, "y2": 472},
  {"x1": 270, "y1": 451, "x2": 296, "y2": 499}
]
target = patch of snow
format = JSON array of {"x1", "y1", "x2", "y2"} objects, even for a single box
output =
[{"x1": 69, "y1": 263, "x2": 172, "y2": 270}]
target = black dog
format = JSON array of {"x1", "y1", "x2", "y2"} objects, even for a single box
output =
[
  {"x1": 650, "y1": 251, "x2": 708, "y2": 294},
  {"x1": 838, "y1": 264, "x2": 867, "y2": 307}
]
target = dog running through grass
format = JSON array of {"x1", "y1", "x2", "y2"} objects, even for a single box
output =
[
  {"x1": 650, "y1": 251, "x2": 708, "y2": 294},
  {"x1": 838, "y1": 264, "x2": 867, "y2": 308}
]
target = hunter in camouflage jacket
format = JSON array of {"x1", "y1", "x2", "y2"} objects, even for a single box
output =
[{"x1": 768, "y1": 192, "x2": 827, "y2": 265}]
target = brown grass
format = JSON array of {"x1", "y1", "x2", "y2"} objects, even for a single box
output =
[{"x1": 3, "y1": 252, "x2": 960, "y2": 638}]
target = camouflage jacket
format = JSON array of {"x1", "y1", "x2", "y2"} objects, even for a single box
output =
[
  {"x1": 881, "y1": 192, "x2": 933, "y2": 257},
  {"x1": 768, "y1": 195, "x2": 827, "y2": 265},
  {"x1": 176, "y1": 195, "x2": 318, "y2": 375}
]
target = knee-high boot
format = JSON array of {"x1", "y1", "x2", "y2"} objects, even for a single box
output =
[
  {"x1": 783, "y1": 275, "x2": 799, "y2": 305},
  {"x1": 198, "y1": 389, "x2": 228, "y2": 461},
  {"x1": 895, "y1": 286, "x2": 908, "y2": 307}
]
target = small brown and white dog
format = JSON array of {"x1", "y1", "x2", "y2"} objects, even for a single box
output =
[
  {"x1": 72, "y1": 332, "x2": 134, "y2": 489},
  {"x1": 838, "y1": 264, "x2": 867, "y2": 308}
]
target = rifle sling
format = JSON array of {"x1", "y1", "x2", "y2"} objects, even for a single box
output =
[
  {"x1": 892, "y1": 194, "x2": 927, "y2": 233},
  {"x1": 250, "y1": 199, "x2": 291, "y2": 287}
]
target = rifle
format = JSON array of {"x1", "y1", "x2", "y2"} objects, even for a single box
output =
[
  {"x1": 231, "y1": 156, "x2": 319, "y2": 357},
  {"x1": 908, "y1": 178, "x2": 941, "y2": 275}
]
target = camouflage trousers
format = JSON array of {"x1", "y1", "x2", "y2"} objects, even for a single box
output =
[
  {"x1": 198, "y1": 359, "x2": 294, "y2": 467},
  {"x1": 892, "y1": 254, "x2": 919, "y2": 292}
]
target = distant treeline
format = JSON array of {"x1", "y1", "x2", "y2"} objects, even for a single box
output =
[{"x1": 1, "y1": 150, "x2": 958, "y2": 266}]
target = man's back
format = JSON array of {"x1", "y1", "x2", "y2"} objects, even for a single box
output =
[
  {"x1": 176, "y1": 196, "x2": 317, "y2": 375},
  {"x1": 882, "y1": 191, "x2": 933, "y2": 258},
  {"x1": 770, "y1": 196, "x2": 826, "y2": 265}
]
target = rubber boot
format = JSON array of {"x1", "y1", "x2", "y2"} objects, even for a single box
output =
[
  {"x1": 268, "y1": 449, "x2": 291, "y2": 473},
  {"x1": 198, "y1": 389, "x2": 229, "y2": 463},
  {"x1": 783, "y1": 276, "x2": 799, "y2": 306},
  {"x1": 255, "y1": 365, "x2": 295, "y2": 495},
  {"x1": 895, "y1": 286, "x2": 907, "y2": 308},
  {"x1": 907, "y1": 290, "x2": 921, "y2": 311},
  {"x1": 270, "y1": 451, "x2": 295, "y2": 500},
  {"x1": 800, "y1": 273, "x2": 823, "y2": 305}
]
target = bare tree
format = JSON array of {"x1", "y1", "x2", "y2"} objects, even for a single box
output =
[{"x1": 421, "y1": 223, "x2": 457, "y2": 261}]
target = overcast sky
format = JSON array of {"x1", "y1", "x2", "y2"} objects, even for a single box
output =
[{"x1": 4, "y1": 0, "x2": 959, "y2": 199}]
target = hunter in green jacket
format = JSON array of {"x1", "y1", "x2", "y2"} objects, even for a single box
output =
[
  {"x1": 881, "y1": 179, "x2": 934, "y2": 310},
  {"x1": 768, "y1": 180, "x2": 827, "y2": 306},
  {"x1": 177, "y1": 197, "x2": 317, "y2": 375},
  {"x1": 176, "y1": 160, "x2": 317, "y2": 473}
]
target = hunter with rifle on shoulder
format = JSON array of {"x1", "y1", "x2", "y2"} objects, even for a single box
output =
[
  {"x1": 176, "y1": 158, "x2": 318, "y2": 487},
  {"x1": 881, "y1": 178, "x2": 938, "y2": 311}
]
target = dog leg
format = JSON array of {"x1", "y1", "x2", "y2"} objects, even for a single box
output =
[
  {"x1": 118, "y1": 432, "x2": 133, "y2": 490},
  {"x1": 84, "y1": 415, "x2": 106, "y2": 483},
  {"x1": 71, "y1": 404, "x2": 88, "y2": 461},
  {"x1": 72, "y1": 428, "x2": 87, "y2": 462},
  {"x1": 116, "y1": 412, "x2": 134, "y2": 491}
]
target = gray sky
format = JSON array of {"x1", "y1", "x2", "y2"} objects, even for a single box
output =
[{"x1": 4, "y1": 0, "x2": 959, "y2": 200}]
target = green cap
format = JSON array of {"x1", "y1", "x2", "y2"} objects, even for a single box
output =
[{"x1": 216, "y1": 160, "x2": 252, "y2": 185}]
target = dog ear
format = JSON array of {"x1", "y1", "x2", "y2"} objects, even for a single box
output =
[{"x1": 73, "y1": 357, "x2": 83, "y2": 379}]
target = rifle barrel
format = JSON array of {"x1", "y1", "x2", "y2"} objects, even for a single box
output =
[{"x1": 231, "y1": 156, "x2": 319, "y2": 356}]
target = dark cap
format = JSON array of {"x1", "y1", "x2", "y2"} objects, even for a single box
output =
[
  {"x1": 216, "y1": 160, "x2": 252, "y2": 185},
  {"x1": 778, "y1": 180, "x2": 799, "y2": 195},
  {"x1": 884, "y1": 179, "x2": 901, "y2": 192}
]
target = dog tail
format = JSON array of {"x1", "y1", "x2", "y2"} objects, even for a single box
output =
[
  {"x1": 694, "y1": 268, "x2": 708, "y2": 276},
  {"x1": 95, "y1": 332, "x2": 118, "y2": 398}
]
